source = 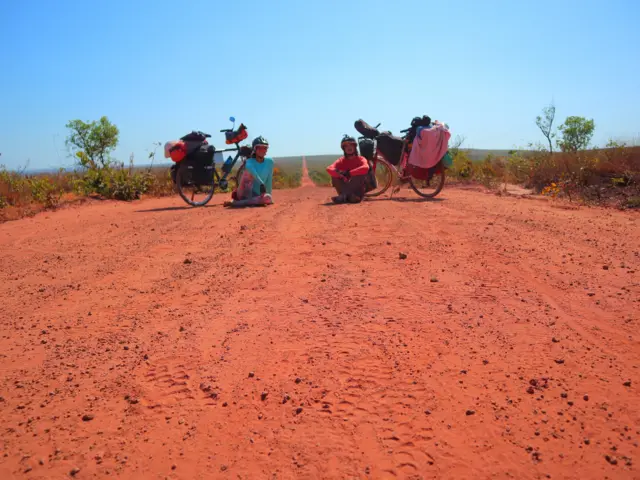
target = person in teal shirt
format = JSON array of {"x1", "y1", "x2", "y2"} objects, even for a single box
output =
[{"x1": 225, "y1": 136, "x2": 274, "y2": 207}]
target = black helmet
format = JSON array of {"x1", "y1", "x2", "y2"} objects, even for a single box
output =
[
  {"x1": 340, "y1": 134, "x2": 357, "y2": 152},
  {"x1": 252, "y1": 136, "x2": 269, "y2": 149}
]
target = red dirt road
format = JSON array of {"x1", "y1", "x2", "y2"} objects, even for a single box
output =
[
  {"x1": 1, "y1": 182, "x2": 638, "y2": 479},
  {"x1": 300, "y1": 156, "x2": 315, "y2": 188}
]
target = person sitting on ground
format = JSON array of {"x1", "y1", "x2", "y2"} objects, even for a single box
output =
[
  {"x1": 225, "y1": 136, "x2": 274, "y2": 207},
  {"x1": 326, "y1": 135, "x2": 370, "y2": 204}
]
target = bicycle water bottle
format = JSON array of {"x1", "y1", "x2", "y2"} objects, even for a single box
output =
[{"x1": 222, "y1": 155, "x2": 233, "y2": 174}]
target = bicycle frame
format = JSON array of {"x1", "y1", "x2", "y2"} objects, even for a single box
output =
[
  {"x1": 356, "y1": 118, "x2": 447, "y2": 199},
  {"x1": 367, "y1": 137, "x2": 411, "y2": 181},
  {"x1": 212, "y1": 144, "x2": 246, "y2": 190}
]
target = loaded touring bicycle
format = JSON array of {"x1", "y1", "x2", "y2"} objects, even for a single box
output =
[
  {"x1": 165, "y1": 117, "x2": 253, "y2": 207},
  {"x1": 354, "y1": 116, "x2": 451, "y2": 199}
]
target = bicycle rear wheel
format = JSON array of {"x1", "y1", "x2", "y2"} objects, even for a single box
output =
[
  {"x1": 408, "y1": 167, "x2": 446, "y2": 199},
  {"x1": 176, "y1": 162, "x2": 216, "y2": 206},
  {"x1": 364, "y1": 155, "x2": 393, "y2": 197}
]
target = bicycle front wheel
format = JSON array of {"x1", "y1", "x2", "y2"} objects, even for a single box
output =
[
  {"x1": 176, "y1": 162, "x2": 216, "y2": 206},
  {"x1": 364, "y1": 155, "x2": 393, "y2": 197},
  {"x1": 408, "y1": 166, "x2": 446, "y2": 199}
]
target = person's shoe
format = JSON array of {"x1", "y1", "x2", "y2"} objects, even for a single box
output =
[
  {"x1": 332, "y1": 194, "x2": 346, "y2": 204},
  {"x1": 347, "y1": 194, "x2": 362, "y2": 204}
]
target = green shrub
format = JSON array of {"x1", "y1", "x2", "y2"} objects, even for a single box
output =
[
  {"x1": 29, "y1": 176, "x2": 64, "y2": 208},
  {"x1": 73, "y1": 164, "x2": 154, "y2": 201},
  {"x1": 450, "y1": 151, "x2": 473, "y2": 179}
]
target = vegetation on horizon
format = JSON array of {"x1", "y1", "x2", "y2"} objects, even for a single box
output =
[
  {"x1": 447, "y1": 105, "x2": 638, "y2": 208},
  {"x1": 2, "y1": 108, "x2": 638, "y2": 221}
]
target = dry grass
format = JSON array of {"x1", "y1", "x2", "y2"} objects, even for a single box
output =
[
  {"x1": 1, "y1": 160, "x2": 303, "y2": 223},
  {"x1": 445, "y1": 146, "x2": 640, "y2": 208},
  {"x1": 3, "y1": 145, "x2": 637, "y2": 222}
]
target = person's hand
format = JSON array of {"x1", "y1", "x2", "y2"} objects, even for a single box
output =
[{"x1": 259, "y1": 183, "x2": 266, "y2": 195}]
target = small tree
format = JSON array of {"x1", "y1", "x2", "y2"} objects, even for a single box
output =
[
  {"x1": 556, "y1": 116, "x2": 595, "y2": 153},
  {"x1": 65, "y1": 116, "x2": 119, "y2": 169},
  {"x1": 536, "y1": 103, "x2": 556, "y2": 153},
  {"x1": 449, "y1": 134, "x2": 466, "y2": 158}
]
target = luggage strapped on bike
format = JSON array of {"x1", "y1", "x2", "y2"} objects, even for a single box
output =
[
  {"x1": 225, "y1": 124, "x2": 249, "y2": 145},
  {"x1": 354, "y1": 119, "x2": 380, "y2": 139},
  {"x1": 182, "y1": 144, "x2": 215, "y2": 186},
  {"x1": 376, "y1": 133, "x2": 404, "y2": 166}
]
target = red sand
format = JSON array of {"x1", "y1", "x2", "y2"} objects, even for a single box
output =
[{"x1": 0, "y1": 174, "x2": 638, "y2": 479}]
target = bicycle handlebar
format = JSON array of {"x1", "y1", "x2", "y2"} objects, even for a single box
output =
[{"x1": 220, "y1": 123, "x2": 247, "y2": 134}]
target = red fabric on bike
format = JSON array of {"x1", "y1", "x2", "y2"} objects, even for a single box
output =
[
  {"x1": 406, "y1": 162, "x2": 443, "y2": 181},
  {"x1": 169, "y1": 141, "x2": 187, "y2": 162},
  {"x1": 326, "y1": 155, "x2": 370, "y2": 178}
]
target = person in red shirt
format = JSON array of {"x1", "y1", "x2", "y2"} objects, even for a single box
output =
[{"x1": 326, "y1": 135, "x2": 370, "y2": 204}]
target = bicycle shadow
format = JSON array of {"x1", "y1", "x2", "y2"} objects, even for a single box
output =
[
  {"x1": 135, "y1": 205, "x2": 219, "y2": 213},
  {"x1": 367, "y1": 196, "x2": 445, "y2": 203},
  {"x1": 320, "y1": 196, "x2": 445, "y2": 206}
]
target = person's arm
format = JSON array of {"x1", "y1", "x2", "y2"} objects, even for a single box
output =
[
  {"x1": 347, "y1": 156, "x2": 370, "y2": 176},
  {"x1": 326, "y1": 157, "x2": 347, "y2": 179},
  {"x1": 264, "y1": 159, "x2": 273, "y2": 194}
]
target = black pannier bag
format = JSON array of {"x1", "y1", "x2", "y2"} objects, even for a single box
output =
[
  {"x1": 376, "y1": 133, "x2": 404, "y2": 165},
  {"x1": 179, "y1": 131, "x2": 210, "y2": 156},
  {"x1": 184, "y1": 144, "x2": 215, "y2": 185},
  {"x1": 180, "y1": 130, "x2": 209, "y2": 142},
  {"x1": 364, "y1": 160, "x2": 378, "y2": 193},
  {"x1": 358, "y1": 138, "x2": 375, "y2": 161},
  {"x1": 354, "y1": 119, "x2": 380, "y2": 139}
]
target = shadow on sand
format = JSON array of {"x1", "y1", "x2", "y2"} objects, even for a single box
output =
[
  {"x1": 320, "y1": 196, "x2": 445, "y2": 206},
  {"x1": 135, "y1": 205, "x2": 219, "y2": 213}
]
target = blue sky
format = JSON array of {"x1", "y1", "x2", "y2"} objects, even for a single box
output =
[{"x1": 1, "y1": 0, "x2": 638, "y2": 171}]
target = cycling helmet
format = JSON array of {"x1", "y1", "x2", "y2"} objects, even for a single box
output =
[
  {"x1": 340, "y1": 135, "x2": 357, "y2": 152},
  {"x1": 252, "y1": 136, "x2": 269, "y2": 149}
]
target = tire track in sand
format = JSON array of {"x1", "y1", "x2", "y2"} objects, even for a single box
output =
[{"x1": 0, "y1": 186, "x2": 638, "y2": 479}]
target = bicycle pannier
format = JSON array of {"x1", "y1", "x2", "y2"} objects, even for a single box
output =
[
  {"x1": 358, "y1": 138, "x2": 375, "y2": 161},
  {"x1": 364, "y1": 160, "x2": 378, "y2": 193},
  {"x1": 376, "y1": 133, "x2": 404, "y2": 165},
  {"x1": 407, "y1": 159, "x2": 444, "y2": 181},
  {"x1": 441, "y1": 151, "x2": 453, "y2": 168},
  {"x1": 185, "y1": 145, "x2": 215, "y2": 185}
]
